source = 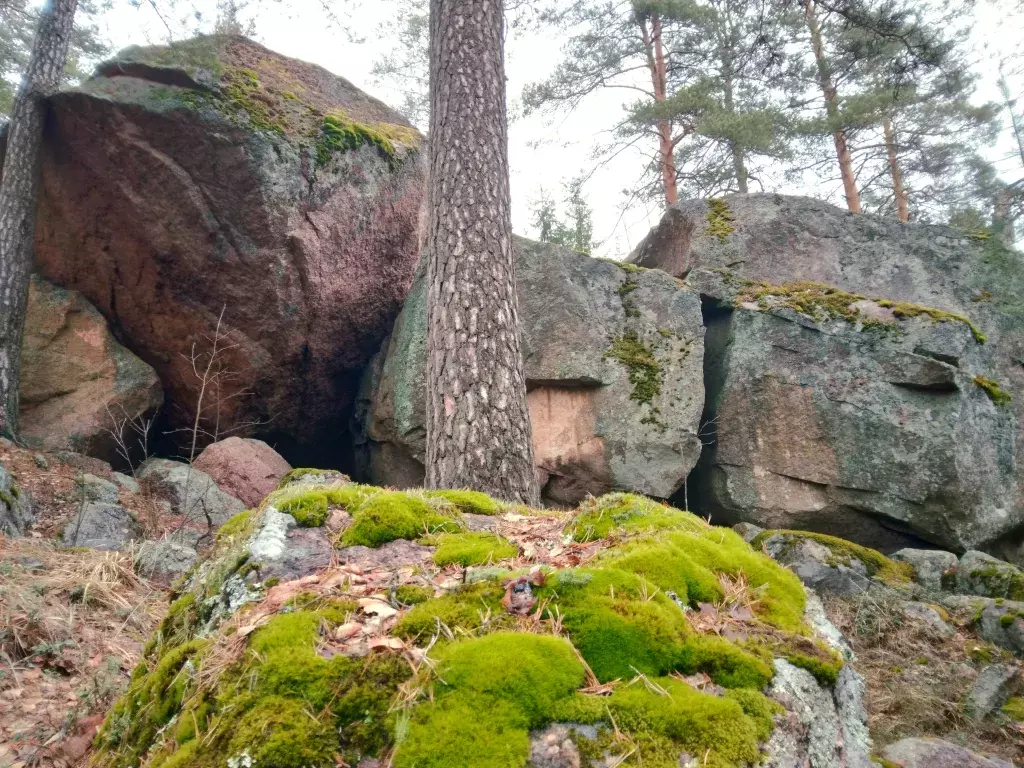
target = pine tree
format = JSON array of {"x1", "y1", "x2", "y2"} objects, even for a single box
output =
[
  {"x1": 0, "y1": 0, "x2": 79, "y2": 437},
  {"x1": 426, "y1": 0, "x2": 538, "y2": 504},
  {"x1": 525, "y1": 0, "x2": 801, "y2": 205},
  {"x1": 1, "y1": 0, "x2": 106, "y2": 119}
]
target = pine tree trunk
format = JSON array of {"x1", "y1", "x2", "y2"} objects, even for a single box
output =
[
  {"x1": 883, "y1": 117, "x2": 909, "y2": 222},
  {"x1": 425, "y1": 0, "x2": 538, "y2": 505},
  {"x1": 640, "y1": 14, "x2": 678, "y2": 207},
  {"x1": 723, "y1": 73, "x2": 748, "y2": 193},
  {"x1": 803, "y1": 0, "x2": 861, "y2": 214},
  {"x1": 0, "y1": 0, "x2": 78, "y2": 438}
]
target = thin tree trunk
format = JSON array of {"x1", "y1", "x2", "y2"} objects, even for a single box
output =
[
  {"x1": 0, "y1": 0, "x2": 78, "y2": 438},
  {"x1": 425, "y1": 0, "x2": 538, "y2": 505},
  {"x1": 883, "y1": 117, "x2": 909, "y2": 222},
  {"x1": 803, "y1": 0, "x2": 861, "y2": 213},
  {"x1": 723, "y1": 74, "x2": 748, "y2": 193},
  {"x1": 639, "y1": 14, "x2": 678, "y2": 207}
]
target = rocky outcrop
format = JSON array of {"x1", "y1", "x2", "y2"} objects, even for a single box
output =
[
  {"x1": 358, "y1": 239, "x2": 705, "y2": 505},
  {"x1": 193, "y1": 437, "x2": 292, "y2": 507},
  {"x1": 28, "y1": 35, "x2": 424, "y2": 459},
  {"x1": 631, "y1": 194, "x2": 1023, "y2": 554},
  {"x1": 91, "y1": 475, "x2": 867, "y2": 768},
  {"x1": 19, "y1": 276, "x2": 163, "y2": 464}
]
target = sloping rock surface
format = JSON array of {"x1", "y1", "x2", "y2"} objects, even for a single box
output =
[
  {"x1": 632, "y1": 194, "x2": 1024, "y2": 553},
  {"x1": 358, "y1": 239, "x2": 705, "y2": 505},
  {"x1": 19, "y1": 276, "x2": 163, "y2": 464},
  {"x1": 27, "y1": 35, "x2": 424, "y2": 459}
]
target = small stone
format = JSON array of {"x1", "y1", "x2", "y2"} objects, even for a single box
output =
[
  {"x1": 61, "y1": 502, "x2": 141, "y2": 550},
  {"x1": 891, "y1": 548, "x2": 958, "y2": 592},
  {"x1": 135, "y1": 539, "x2": 197, "y2": 582},
  {"x1": 901, "y1": 601, "x2": 955, "y2": 638},
  {"x1": 112, "y1": 471, "x2": 140, "y2": 494},
  {"x1": 965, "y1": 664, "x2": 1019, "y2": 719},
  {"x1": 82, "y1": 473, "x2": 120, "y2": 504},
  {"x1": 32, "y1": 453, "x2": 48, "y2": 469},
  {"x1": 732, "y1": 521, "x2": 764, "y2": 543}
]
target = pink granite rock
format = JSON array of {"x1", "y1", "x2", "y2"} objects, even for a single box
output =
[{"x1": 193, "y1": 437, "x2": 291, "y2": 507}]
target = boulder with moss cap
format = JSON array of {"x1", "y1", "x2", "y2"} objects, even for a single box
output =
[
  {"x1": 24, "y1": 34, "x2": 424, "y2": 459},
  {"x1": 91, "y1": 472, "x2": 870, "y2": 768},
  {"x1": 632, "y1": 194, "x2": 1024, "y2": 555}
]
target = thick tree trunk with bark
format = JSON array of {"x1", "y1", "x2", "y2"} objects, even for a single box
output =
[
  {"x1": 804, "y1": 0, "x2": 861, "y2": 214},
  {"x1": 639, "y1": 14, "x2": 678, "y2": 207},
  {"x1": 883, "y1": 117, "x2": 909, "y2": 222},
  {"x1": 0, "y1": 0, "x2": 78, "y2": 438},
  {"x1": 425, "y1": 0, "x2": 539, "y2": 505}
]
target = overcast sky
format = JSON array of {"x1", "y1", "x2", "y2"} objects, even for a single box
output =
[{"x1": 88, "y1": 0, "x2": 1023, "y2": 258}]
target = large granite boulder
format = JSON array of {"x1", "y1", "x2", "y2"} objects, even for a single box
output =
[
  {"x1": 19, "y1": 276, "x2": 163, "y2": 464},
  {"x1": 357, "y1": 238, "x2": 705, "y2": 505},
  {"x1": 137, "y1": 458, "x2": 246, "y2": 526},
  {"x1": 631, "y1": 194, "x2": 1024, "y2": 554},
  {"x1": 25, "y1": 35, "x2": 424, "y2": 458}
]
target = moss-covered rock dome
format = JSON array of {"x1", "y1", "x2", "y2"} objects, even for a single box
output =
[{"x1": 93, "y1": 472, "x2": 866, "y2": 767}]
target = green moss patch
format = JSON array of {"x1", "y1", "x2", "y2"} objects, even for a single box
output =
[
  {"x1": 732, "y1": 277, "x2": 987, "y2": 342},
  {"x1": 430, "y1": 532, "x2": 518, "y2": 568},
  {"x1": 215, "y1": 508, "x2": 254, "y2": 541},
  {"x1": 98, "y1": 603, "x2": 412, "y2": 768},
  {"x1": 565, "y1": 493, "x2": 704, "y2": 542},
  {"x1": 393, "y1": 581, "x2": 509, "y2": 641},
  {"x1": 341, "y1": 491, "x2": 461, "y2": 548},
  {"x1": 394, "y1": 584, "x2": 434, "y2": 606},
  {"x1": 423, "y1": 489, "x2": 503, "y2": 515},
  {"x1": 974, "y1": 376, "x2": 1012, "y2": 406},
  {"x1": 553, "y1": 676, "x2": 767, "y2": 768},
  {"x1": 604, "y1": 330, "x2": 663, "y2": 407},
  {"x1": 1003, "y1": 696, "x2": 1024, "y2": 722},
  {"x1": 395, "y1": 633, "x2": 585, "y2": 768},
  {"x1": 706, "y1": 197, "x2": 736, "y2": 242}
]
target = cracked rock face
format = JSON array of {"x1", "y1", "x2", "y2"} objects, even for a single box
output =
[
  {"x1": 30, "y1": 35, "x2": 425, "y2": 458},
  {"x1": 358, "y1": 238, "x2": 706, "y2": 505},
  {"x1": 637, "y1": 194, "x2": 1024, "y2": 555}
]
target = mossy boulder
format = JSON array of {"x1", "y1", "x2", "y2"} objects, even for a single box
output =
[
  {"x1": 95, "y1": 475, "x2": 870, "y2": 768},
  {"x1": 634, "y1": 194, "x2": 1024, "y2": 554},
  {"x1": 357, "y1": 237, "x2": 706, "y2": 506},
  {"x1": 28, "y1": 35, "x2": 424, "y2": 459}
]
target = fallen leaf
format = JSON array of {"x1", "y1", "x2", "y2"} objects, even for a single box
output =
[
  {"x1": 357, "y1": 599, "x2": 398, "y2": 619},
  {"x1": 368, "y1": 637, "x2": 405, "y2": 651}
]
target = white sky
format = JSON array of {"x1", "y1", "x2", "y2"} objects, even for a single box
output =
[{"x1": 87, "y1": 0, "x2": 1024, "y2": 258}]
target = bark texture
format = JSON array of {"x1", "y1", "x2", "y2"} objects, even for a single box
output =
[
  {"x1": 0, "y1": 0, "x2": 78, "y2": 438},
  {"x1": 804, "y1": 0, "x2": 861, "y2": 214},
  {"x1": 425, "y1": 0, "x2": 538, "y2": 504}
]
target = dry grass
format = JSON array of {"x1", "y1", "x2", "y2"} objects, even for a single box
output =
[
  {"x1": 0, "y1": 536, "x2": 167, "y2": 767},
  {"x1": 825, "y1": 591, "x2": 1024, "y2": 763}
]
